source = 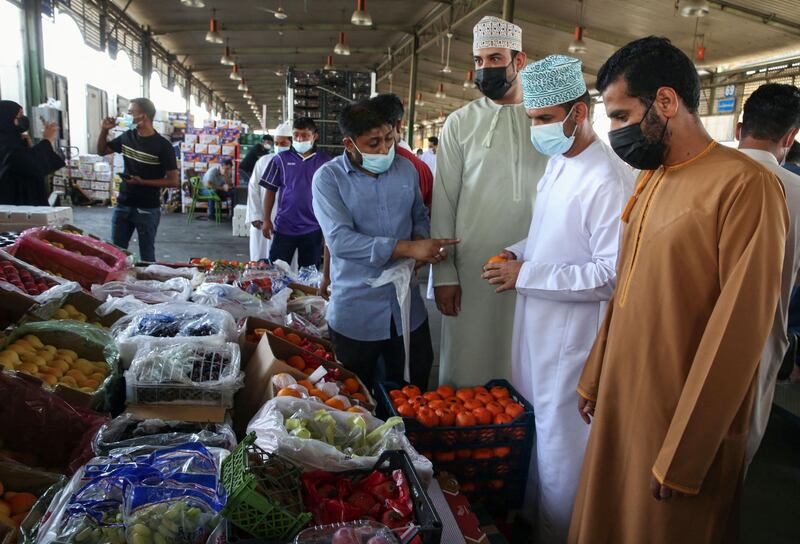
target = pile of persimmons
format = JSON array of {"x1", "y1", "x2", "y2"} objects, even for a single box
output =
[{"x1": 388, "y1": 384, "x2": 526, "y2": 428}]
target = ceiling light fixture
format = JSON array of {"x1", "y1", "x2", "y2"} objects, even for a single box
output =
[
  {"x1": 229, "y1": 64, "x2": 241, "y2": 81},
  {"x1": 275, "y1": 67, "x2": 286, "y2": 77},
  {"x1": 351, "y1": 0, "x2": 372, "y2": 27},
  {"x1": 680, "y1": 0, "x2": 710, "y2": 17},
  {"x1": 441, "y1": 31, "x2": 453, "y2": 73},
  {"x1": 463, "y1": 70, "x2": 473, "y2": 88},
  {"x1": 244, "y1": 90, "x2": 253, "y2": 99},
  {"x1": 220, "y1": 39, "x2": 234, "y2": 66},
  {"x1": 238, "y1": 78, "x2": 248, "y2": 91},
  {"x1": 205, "y1": 9, "x2": 224, "y2": 44},
  {"x1": 180, "y1": 0, "x2": 205, "y2": 7},
  {"x1": 568, "y1": 26, "x2": 588, "y2": 54},
  {"x1": 334, "y1": 32, "x2": 351, "y2": 56},
  {"x1": 324, "y1": 55, "x2": 335, "y2": 71},
  {"x1": 415, "y1": 92, "x2": 425, "y2": 106},
  {"x1": 435, "y1": 83, "x2": 446, "y2": 99}
]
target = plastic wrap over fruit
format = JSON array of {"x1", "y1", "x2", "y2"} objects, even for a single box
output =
[
  {"x1": 246, "y1": 397, "x2": 432, "y2": 484},
  {"x1": 91, "y1": 278, "x2": 193, "y2": 305},
  {"x1": 293, "y1": 520, "x2": 400, "y2": 544},
  {"x1": 92, "y1": 413, "x2": 238, "y2": 456},
  {"x1": 191, "y1": 283, "x2": 291, "y2": 322}
]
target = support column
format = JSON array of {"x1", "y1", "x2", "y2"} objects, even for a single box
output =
[
  {"x1": 406, "y1": 33, "x2": 419, "y2": 146},
  {"x1": 141, "y1": 32, "x2": 152, "y2": 98},
  {"x1": 185, "y1": 72, "x2": 193, "y2": 112},
  {"x1": 502, "y1": 0, "x2": 515, "y2": 23},
  {"x1": 21, "y1": 0, "x2": 45, "y2": 108}
]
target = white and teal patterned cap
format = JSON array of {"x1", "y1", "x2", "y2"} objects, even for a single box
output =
[
  {"x1": 473, "y1": 16, "x2": 522, "y2": 54},
  {"x1": 521, "y1": 55, "x2": 587, "y2": 109}
]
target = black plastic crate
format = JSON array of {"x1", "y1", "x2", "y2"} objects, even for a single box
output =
[
  {"x1": 300, "y1": 450, "x2": 442, "y2": 544},
  {"x1": 376, "y1": 379, "x2": 534, "y2": 512}
]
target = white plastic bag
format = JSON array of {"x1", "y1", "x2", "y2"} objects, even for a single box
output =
[
  {"x1": 91, "y1": 277, "x2": 193, "y2": 304},
  {"x1": 97, "y1": 295, "x2": 149, "y2": 316},
  {"x1": 192, "y1": 283, "x2": 291, "y2": 322},
  {"x1": 366, "y1": 259, "x2": 415, "y2": 382},
  {"x1": 135, "y1": 264, "x2": 206, "y2": 287},
  {"x1": 246, "y1": 396, "x2": 433, "y2": 485},
  {"x1": 111, "y1": 302, "x2": 238, "y2": 368}
]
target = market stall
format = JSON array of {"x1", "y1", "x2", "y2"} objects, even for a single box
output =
[{"x1": 0, "y1": 223, "x2": 531, "y2": 544}]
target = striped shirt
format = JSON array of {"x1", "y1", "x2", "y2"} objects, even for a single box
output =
[{"x1": 108, "y1": 129, "x2": 177, "y2": 208}]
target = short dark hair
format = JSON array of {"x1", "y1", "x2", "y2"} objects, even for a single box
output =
[
  {"x1": 741, "y1": 83, "x2": 800, "y2": 143},
  {"x1": 262, "y1": 134, "x2": 274, "y2": 142},
  {"x1": 338, "y1": 101, "x2": 389, "y2": 139},
  {"x1": 787, "y1": 141, "x2": 800, "y2": 163},
  {"x1": 130, "y1": 97, "x2": 156, "y2": 121},
  {"x1": 370, "y1": 94, "x2": 404, "y2": 125},
  {"x1": 222, "y1": 159, "x2": 233, "y2": 167},
  {"x1": 293, "y1": 116, "x2": 317, "y2": 133},
  {"x1": 428, "y1": 137, "x2": 439, "y2": 145},
  {"x1": 560, "y1": 91, "x2": 591, "y2": 114},
  {"x1": 596, "y1": 36, "x2": 700, "y2": 113}
]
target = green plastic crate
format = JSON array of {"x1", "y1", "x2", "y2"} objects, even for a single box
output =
[{"x1": 220, "y1": 432, "x2": 312, "y2": 543}]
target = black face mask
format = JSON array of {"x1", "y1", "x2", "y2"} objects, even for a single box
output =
[
  {"x1": 15, "y1": 115, "x2": 30, "y2": 134},
  {"x1": 608, "y1": 101, "x2": 669, "y2": 170},
  {"x1": 474, "y1": 61, "x2": 517, "y2": 101}
]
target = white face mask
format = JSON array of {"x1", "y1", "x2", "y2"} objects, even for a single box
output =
[
  {"x1": 275, "y1": 145, "x2": 290, "y2": 153},
  {"x1": 292, "y1": 140, "x2": 314, "y2": 154},
  {"x1": 529, "y1": 105, "x2": 578, "y2": 157}
]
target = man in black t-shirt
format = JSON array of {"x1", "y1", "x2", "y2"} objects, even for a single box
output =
[
  {"x1": 239, "y1": 134, "x2": 273, "y2": 181},
  {"x1": 97, "y1": 97, "x2": 179, "y2": 262}
]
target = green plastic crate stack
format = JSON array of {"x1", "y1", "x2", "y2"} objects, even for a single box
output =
[{"x1": 220, "y1": 433, "x2": 312, "y2": 543}]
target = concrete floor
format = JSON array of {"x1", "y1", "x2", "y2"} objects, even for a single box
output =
[{"x1": 72, "y1": 206, "x2": 799, "y2": 543}]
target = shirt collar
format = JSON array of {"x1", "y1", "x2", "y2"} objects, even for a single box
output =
[
  {"x1": 739, "y1": 147, "x2": 780, "y2": 167},
  {"x1": 342, "y1": 150, "x2": 359, "y2": 174}
]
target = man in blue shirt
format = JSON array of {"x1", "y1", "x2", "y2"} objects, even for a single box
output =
[
  {"x1": 312, "y1": 101, "x2": 459, "y2": 390},
  {"x1": 261, "y1": 117, "x2": 331, "y2": 267},
  {"x1": 785, "y1": 141, "x2": 800, "y2": 176},
  {"x1": 201, "y1": 158, "x2": 234, "y2": 219}
]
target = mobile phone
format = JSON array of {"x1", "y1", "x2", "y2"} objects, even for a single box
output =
[{"x1": 120, "y1": 173, "x2": 132, "y2": 180}]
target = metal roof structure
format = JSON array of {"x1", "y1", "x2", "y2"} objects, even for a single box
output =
[{"x1": 113, "y1": 0, "x2": 800, "y2": 128}]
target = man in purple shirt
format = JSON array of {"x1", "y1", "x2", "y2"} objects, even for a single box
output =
[{"x1": 260, "y1": 117, "x2": 331, "y2": 267}]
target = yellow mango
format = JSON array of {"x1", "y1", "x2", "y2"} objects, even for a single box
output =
[
  {"x1": 41, "y1": 345, "x2": 57, "y2": 355},
  {"x1": 0, "y1": 350, "x2": 20, "y2": 364},
  {"x1": 40, "y1": 374, "x2": 57, "y2": 386},
  {"x1": 22, "y1": 335, "x2": 43, "y2": 349},
  {"x1": 17, "y1": 363, "x2": 38, "y2": 375},
  {"x1": 56, "y1": 349, "x2": 77, "y2": 361},
  {"x1": 58, "y1": 376, "x2": 77, "y2": 388},
  {"x1": 53, "y1": 309, "x2": 69, "y2": 319}
]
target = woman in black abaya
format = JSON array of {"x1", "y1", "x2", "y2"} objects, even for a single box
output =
[{"x1": 0, "y1": 100, "x2": 65, "y2": 205}]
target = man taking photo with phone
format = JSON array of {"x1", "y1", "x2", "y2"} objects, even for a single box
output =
[{"x1": 98, "y1": 97, "x2": 179, "y2": 262}]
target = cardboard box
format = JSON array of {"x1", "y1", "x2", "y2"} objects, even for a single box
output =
[
  {"x1": 126, "y1": 403, "x2": 226, "y2": 424},
  {"x1": 29, "y1": 290, "x2": 126, "y2": 328},
  {"x1": 288, "y1": 282, "x2": 319, "y2": 296},
  {"x1": 0, "y1": 325, "x2": 118, "y2": 411},
  {"x1": 233, "y1": 332, "x2": 373, "y2": 437},
  {"x1": 0, "y1": 288, "x2": 36, "y2": 330},
  {"x1": 240, "y1": 316, "x2": 334, "y2": 365},
  {"x1": 0, "y1": 462, "x2": 64, "y2": 544}
]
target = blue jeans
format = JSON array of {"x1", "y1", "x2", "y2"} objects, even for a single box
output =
[{"x1": 111, "y1": 206, "x2": 161, "y2": 262}]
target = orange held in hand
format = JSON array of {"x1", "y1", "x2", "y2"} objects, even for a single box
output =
[{"x1": 487, "y1": 254, "x2": 508, "y2": 264}]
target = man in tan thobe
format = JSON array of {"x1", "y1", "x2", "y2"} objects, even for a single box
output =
[{"x1": 569, "y1": 37, "x2": 788, "y2": 544}]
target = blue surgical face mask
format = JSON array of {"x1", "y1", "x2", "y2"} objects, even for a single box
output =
[
  {"x1": 292, "y1": 139, "x2": 314, "y2": 154},
  {"x1": 275, "y1": 145, "x2": 290, "y2": 153},
  {"x1": 122, "y1": 114, "x2": 137, "y2": 129},
  {"x1": 530, "y1": 105, "x2": 577, "y2": 156},
  {"x1": 355, "y1": 142, "x2": 395, "y2": 174}
]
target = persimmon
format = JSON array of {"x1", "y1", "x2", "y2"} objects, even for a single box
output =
[
  {"x1": 490, "y1": 385, "x2": 510, "y2": 399},
  {"x1": 417, "y1": 407, "x2": 440, "y2": 428},
  {"x1": 472, "y1": 386, "x2": 489, "y2": 396},
  {"x1": 389, "y1": 389, "x2": 406, "y2": 400},
  {"x1": 493, "y1": 413, "x2": 513, "y2": 425},
  {"x1": 485, "y1": 401, "x2": 504, "y2": 416},
  {"x1": 494, "y1": 446, "x2": 511, "y2": 458},
  {"x1": 423, "y1": 391, "x2": 442, "y2": 402},
  {"x1": 272, "y1": 327, "x2": 286, "y2": 338},
  {"x1": 325, "y1": 397, "x2": 347, "y2": 410},
  {"x1": 497, "y1": 397, "x2": 515, "y2": 407},
  {"x1": 351, "y1": 392, "x2": 367, "y2": 403},
  {"x1": 436, "y1": 384, "x2": 455, "y2": 398},
  {"x1": 475, "y1": 392, "x2": 494, "y2": 405},
  {"x1": 343, "y1": 378, "x2": 360, "y2": 394},
  {"x1": 455, "y1": 449, "x2": 472, "y2": 459},
  {"x1": 461, "y1": 482, "x2": 476, "y2": 493},
  {"x1": 473, "y1": 448, "x2": 493, "y2": 459},
  {"x1": 397, "y1": 403, "x2": 416, "y2": 417},
  {"x1": 402, "y1": 385, "x2": 422, "y2": 398},
  {"x1": 297, "y1": 379, "x2": 314, "y2": 391},
  {"x1": 505, "y1": 403, "x2": 525, "y2": 419},
  {"x1": 286, "y1": 333, "x2": 302, "y2": 346},
  {"x1": 435, "y1": 408, "x2": 456, "y2": 426},
  {"x1": 427, "y1": 399, "x2": 445, "y2": 410},
  {"x1": 455, "y1": 388, "x2": 474, "y2": 401},
  {"x1": 463, "y1": 399, "x2": 483, "y2": 411},
  {"x1": 434, "y1": 451, "x2": 455, "y2": 462},
  {"x1": 456, "y1": 411, "x2": 477, "y2": 427},
  {"x1": 392, "y1": 396, "x2": 407, "y2": 408},
  {"x1": 277, "y1": 387, "x2": 302, "y2": 398},
  {"x1": 473, "y1": 407, "x2": 492, "y2": 425},
  {"x1": 407, "y1": 395, "x2": 426, "y2": 407},
  {"x1": 287, "y1": 356, "x2": 305, "y2": 370},
  {"x1": 488, "y1": 479, "x2": 505, "y2": 490}
]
